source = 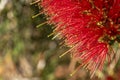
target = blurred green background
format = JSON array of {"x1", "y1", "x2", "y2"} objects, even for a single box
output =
[{"x1": 0, "y1": 0, "x2": 120, "y2": 80}]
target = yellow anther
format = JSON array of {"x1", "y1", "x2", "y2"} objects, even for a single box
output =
[
  {"x1": 30, "y1": 0, "x2": 41, "y2": 5},
  {"x1": 36, "y1": 21, "x2": 47, "y2": 28}
]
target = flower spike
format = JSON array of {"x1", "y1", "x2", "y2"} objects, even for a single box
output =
[{"x1": 34, "y1": 0, "x2": 120, "y2": 77}]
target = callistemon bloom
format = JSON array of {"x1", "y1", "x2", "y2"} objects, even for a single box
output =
[{"x1": 35, "y1": 0, "x2": 120, "y2": 76}]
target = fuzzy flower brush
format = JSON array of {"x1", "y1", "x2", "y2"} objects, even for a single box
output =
[{"x1": 32, "y1": 0, "x2": 120, "y2": 77}]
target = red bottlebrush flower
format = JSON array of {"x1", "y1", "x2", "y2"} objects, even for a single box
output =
[{"x1": 34, "y1": 0, "x2": 120, "y2": 77}]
